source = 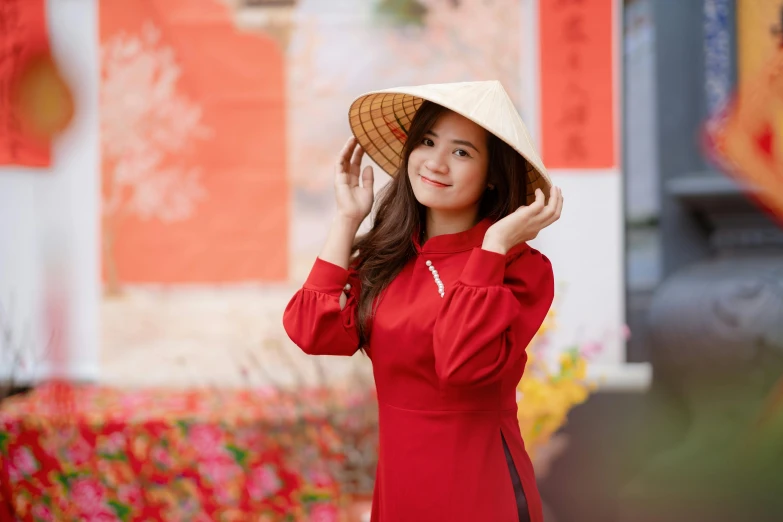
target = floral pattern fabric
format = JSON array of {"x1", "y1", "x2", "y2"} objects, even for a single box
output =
[{"x1": 0, "y1": 383, "x2": 372, "y2": 521}]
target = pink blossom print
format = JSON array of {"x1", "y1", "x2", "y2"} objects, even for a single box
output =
[
  {"x1": 306, "y1": 468, "x2": 334, "y2": 488},
  {"x1": 9, "y1": 447, "x2": 39, "y2": 481},
  {"x1": 188, "y1": 424, "x2": 224, "y2": 459},
  {"x1": 118, "y1": 484, "x2": 143, "y2": 507},
  {"x1": 151, "y1": 445, "x2": 174, "y2": 469},
  {"x1": 65, "y1": 437, "x2": 93, "y2": 466},
  {"x1": 31, "y1": 503, "x2": 54, "y2": 522},
  {"x1": 198, "y1": 456, "x2": 240, "y2": 484},
  {"x1": 101, "y1": 432, "x2": 126, "y2": 454},
  {"x1": 247, "y1": 465, "x2": 282, "y2": 501},
  {"x1": 71, "y1": 477, "x2": 108, "y2": 515},
  {"x1": 309, "y1": 502, "x2": 339, "y2": 522}
]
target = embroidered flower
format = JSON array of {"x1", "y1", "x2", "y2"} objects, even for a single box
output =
[
  {"x1": 9, "y1": 447, "x2": 39, "y2": 481},
  {"x1": 309, "y1": 502, "x2": 339, "y2": 522},
  {"x1": 71, "y1": 477, "x2": 108, "y2": 515},
  {"x1": 247, "y1": 464, "x2": 282, "y2": 501},
  {"x1": 31, "y1": 503, "x2": 54, "y2": 522},
  {"x1": 188, "y1": 424, "x2": 224, "y2": 459}
]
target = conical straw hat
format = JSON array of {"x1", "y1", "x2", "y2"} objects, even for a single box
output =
[{"x1": 348, "y1": 80, "x2": 551, "y2": 205}]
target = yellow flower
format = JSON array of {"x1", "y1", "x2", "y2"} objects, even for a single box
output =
[{"x1": 517, "y1": 310, "x2": 602, "y2": 459}]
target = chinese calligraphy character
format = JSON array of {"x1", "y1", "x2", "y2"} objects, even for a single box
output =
[
  {"x1": 558, "y1": 103, "x2": 588, "y2": 126},
  {"x1": 562, "y1": 14, "x2": 588, "y2": 44},
  {"x1": 563, "y1": 132, "x2": 587, "y2": 162},
  {"x1": 565, "y1": 52, "x2": 581, "y2": 71}
]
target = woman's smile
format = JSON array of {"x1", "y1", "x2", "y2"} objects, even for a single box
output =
[{"x1": 419, "y1": 174, "x2": 451, "y2": 188}]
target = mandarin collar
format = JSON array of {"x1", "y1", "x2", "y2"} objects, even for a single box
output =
[{"x1": 412, "y1": 217, "x2": 494, "y2": 254}]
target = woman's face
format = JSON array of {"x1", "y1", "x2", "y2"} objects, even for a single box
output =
[{"x1": 407, "y1": 110, "x2": 490, "y2": 213}]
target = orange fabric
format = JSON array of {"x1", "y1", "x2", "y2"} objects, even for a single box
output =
[
  {"x1": 0, "y1": 0, "x2": 51, "y2": 167},
  {"x1": 101, "y1": 0, "x2": 289, "y2": 283},
  {"x1": 539, "y1": 0, "x2": 617, "y2": 169},
  {"x1": 706, "y1": 0, "x2": 783, "y2": 224}
]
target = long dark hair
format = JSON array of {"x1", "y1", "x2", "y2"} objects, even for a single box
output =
[{"x1": 351, "y1": 101, "x2": 532, "y2": 347}]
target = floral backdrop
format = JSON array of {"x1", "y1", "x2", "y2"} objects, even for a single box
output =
[{"x1": 0, "y1": 384, "x2": 377, "y2": 521}]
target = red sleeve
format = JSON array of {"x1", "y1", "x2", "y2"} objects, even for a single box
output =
[
  {"x1": 282, "y1": 257, "x2": 361, "y2": 356},
  {"x1": 432, "y1": 246, "x2": 554, "y2": 387}
]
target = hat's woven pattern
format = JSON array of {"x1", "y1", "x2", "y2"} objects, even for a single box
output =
[
  {"x1": 349, "y1": 92, "x2": 422, "y2": 175},
  {"x1": 349, "y1": 85, "x2": 549, "y2": 206}
]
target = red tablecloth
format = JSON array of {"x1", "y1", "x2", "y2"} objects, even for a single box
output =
[{"x1": 0, "y1": 383, "x2": 377, "y2": 521}]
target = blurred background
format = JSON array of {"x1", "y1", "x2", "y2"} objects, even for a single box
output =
[{"x1": 1, "y1": 0, "x2": 782, "y2": 521}]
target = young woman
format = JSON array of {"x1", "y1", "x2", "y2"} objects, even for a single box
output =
[{"x1": 283, "y1": 81, "x2": 563, "y2": 522}]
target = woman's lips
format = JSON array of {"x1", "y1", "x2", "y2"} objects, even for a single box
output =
[{"x1": 420, "y1": 175, "x2": 450, "y2": 188}]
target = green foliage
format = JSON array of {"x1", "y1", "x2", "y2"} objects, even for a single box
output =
[{"x1": 374, "y1": 0, "x2": 427, "y2": 26}]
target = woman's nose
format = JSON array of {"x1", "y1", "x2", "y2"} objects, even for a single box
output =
[{"x1": 424, "y1": 155, "x2": 449, "y2": 175}]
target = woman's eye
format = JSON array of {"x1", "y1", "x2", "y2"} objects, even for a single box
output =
[
  {"x1": 454, "y1": 149, "x2": 470, "y2": 157},
  {"x1": 422, "y1": 138, "x2": 434, "y2": 146}
]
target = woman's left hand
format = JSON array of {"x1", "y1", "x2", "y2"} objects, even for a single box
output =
[{"x1": 482, "y1": 186, "x2": 563, "y2": 255}]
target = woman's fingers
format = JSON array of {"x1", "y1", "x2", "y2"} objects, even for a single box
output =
[
  {"x1": 515, "y1": 188, "x2": 545, "y2": 219},
  {"x1": 515, "y1": 186, "x2": 562, "y2": 230},
  {"x1": 531, "y1": 188, "x2": 545, "y2": 210},
  {"x1": 541, "y1": 186, "x2": 560, "y2": 218},
  {"x1": 540, "y1": 187, "x2": 563, "y2": 228},
  {"x1": 361, "y1": 165, "x2": 374, "y2": 190},
  {"x1": 335, "y1": 137, "x2": 363, "y2": 188},
  {"x1": 337, "y1": 136, "x2": 357, "y2": 172},
  {"x1": 350, "y1": 142, "x2": 364, "y2": 175}
]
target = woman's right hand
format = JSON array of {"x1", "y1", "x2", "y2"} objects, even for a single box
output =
[{"x1": 334, "y1": 136, "x2": 374, "y2": 225}]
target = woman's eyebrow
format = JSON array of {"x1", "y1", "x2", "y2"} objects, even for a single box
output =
[{"x1": 425, "y1": 130, "x2": 480, "y2": 153}]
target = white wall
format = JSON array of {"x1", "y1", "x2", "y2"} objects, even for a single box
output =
[{"x1": 0, "y1": 0, "x2": 100, "y2": 383}]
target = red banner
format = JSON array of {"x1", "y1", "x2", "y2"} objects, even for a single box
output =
[
  {"x1": 0, "y1": 0, "x2": 51, "y2": 167},
  {"x1": 539, "y1": 0, "x2": 617, "y2": 169}
]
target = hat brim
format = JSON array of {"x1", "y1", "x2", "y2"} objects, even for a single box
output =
[{"x1": 348, "y1": 89, "x2": 551, "y2": 206}]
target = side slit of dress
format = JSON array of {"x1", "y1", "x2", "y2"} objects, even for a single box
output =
[{"x1": 501, "y1": 430, "x2": 531, "y2": 522}]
